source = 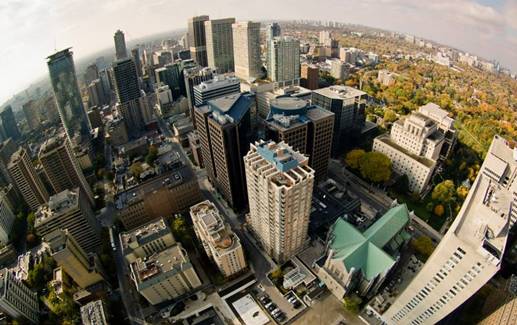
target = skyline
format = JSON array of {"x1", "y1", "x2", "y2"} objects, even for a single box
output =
[{"x1": 1, "y1": 0, "x2": 517, "y2": 105}]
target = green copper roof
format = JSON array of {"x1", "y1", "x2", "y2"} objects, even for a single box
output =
[{"x1": 328, "y1": 204, "x2": 410, "y2": 281}]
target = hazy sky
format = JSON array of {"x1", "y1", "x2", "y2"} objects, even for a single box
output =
[{"x1": 1, "y1": 0, "x2": 516, "y2": 105}]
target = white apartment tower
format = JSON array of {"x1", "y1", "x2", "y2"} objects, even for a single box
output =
[
  {"x1": 190, "y1": 200, "x2": 247, "y2": 277},
  {"x1": 244, "y1": 140, "x2": 314, "y2": 263},
  {"x1": 373, "y1": 108, "x2": 447, "y2": 193},
  {"x1": 382, "y1": 135, "x2": 517, "y2": 324},
  {"x1": 205, "y1": 18, "x2": 236, "y2": 73},
  {"x1": 232, "y1": 21, "x2": 262, "y2": 81},
  {"x1": 267, "y1": 36, "x2": 301, "y2": 84}
]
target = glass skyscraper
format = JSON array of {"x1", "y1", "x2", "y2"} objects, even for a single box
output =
[{"x1": 47, "y1": 48, "x2": 91, "y2": 142}]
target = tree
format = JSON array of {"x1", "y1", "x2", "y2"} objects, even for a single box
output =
[
  {"x1": 433, "y1": 204, "x2": 445, "y2": 217},
  {"x1": 359, "y1": 152, "x2": 392, "y2": 183},
  {"x1": 171, "y1": 216, "x2": 191, "y2": 245},
  {"x1": 343, "y1": 295, "x2": 362, "y2": 314},
  {"x1": 393, "y1": 174, "x2": 410, "y2": 193},
  {"x1": 456, "y1": 186, "x2": 469, "y2": 200},
  {"x1": 27, "y1": 256, "x2": 56, "y2": 292},
  {"x1": 145, "y1": 145, "x2": 159, "y2": 165},
  {"x1": 383, "y1": 109, "x2": 397, "y2": 123},
  {"x1": 431, "y1": 180, "x2": 456, "y2": 203},
  {"x1": 411, "y1": 236, "x2": 435, "y2": 260},
  {"x1": 129, "y1": 162, "x2": 143, "y2": 178},
  {"x1": 270, "y1": 268, "x2": 283, "y2": 280},
  {"x1": 345, "y1": 149, "x2": 366, "y2": 169}
]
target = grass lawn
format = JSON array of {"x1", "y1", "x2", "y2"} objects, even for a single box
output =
[{"x1": 388, "y1": 190, "x2": 447, "y2": 231}]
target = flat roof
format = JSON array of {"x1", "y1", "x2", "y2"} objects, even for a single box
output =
[
  {"x1": 313, "y1": 85, "x2": 366, "y2": 100},
  {"x1": 231, "y1": 294, "x2": 269, "y2": 325}
]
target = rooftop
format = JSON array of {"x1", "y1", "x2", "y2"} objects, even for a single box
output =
[
  {"x1": 418, "y1": 103, "x2": 455, "y2": 130},
  {"x1": 194, "y1": 75, "x2": 240, "y2": 92},
  {"x1": 35, "y1": 189, "x2": 80, "y2": 227},
  {"x1": 120, "y1": 218, "x2": 172, "y2": 252},
  {"x1": 328, "y1": 205, "x2": 410, "y2": 280},
  {"x1": 313, "y1": 85, "x2": 366, "y2": 100},
  {"x1": 207, "y1": 92, "x2": 255, "y2": 125},
  {"x1": 255, "y1": 141, "x2": 306, "y2": 172},
  {"x1": 375, "y1": 134, "x2": 436, "y2": 168}
]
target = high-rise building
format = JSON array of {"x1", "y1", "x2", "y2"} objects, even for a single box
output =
[
  {"x1": 184, "y1": 65, "x2": 214, "y2": 122},
  {"x1": 80, "y1": 300, "x2": 109, "y2": 325},
  {"x1": 0, "y1": 106, "x2": 21, "y2": 141},
  {"x1": 244, "y1": 140, "x2": 314, "y2": 263},
  {"x1": 417, "y1": 103, "x2": 457, "y2": 163},
  {"x1": 0, "y1": 190, "x2": 15, "y2": 245},
  {"x1": 330, "y1": 59, "x2": 348, "y2": 80},
  {"x1": 312, "y1": 86, "x2": 367, "y2": 156},
  {"x1": 194, "y1": 93, "x2": 256, "y2": 211},
  {"x1": 131, "y1": 47, "x2": 143, "y2": 77},
  {"x1": 84, "y1": 63, "x2": 99, "y2": 86},
  {"x1": 22, "y1": 100, "x2": 42, "y2": 131},
  {"x1": 8, "y1": 148, "x2": 49, "y2": 211},
  {"x1": 232, "y1": 21, "x2": 262, "y2": 81},
  {"x1": 188, "y1": 15, "x2": 209, "y2": 67},
  {"x1": 267, "y1": 37, "x2": 300, "y2": 84},
  {"x1": 87, "y1": 79, "x2": 107, "y2": 108},
  {"x1": 114, "y1": 29, "x2": 128, "y2": 60},
  {"x1": 205, "y1": 18, "x2": 235, "y2": 73},
  {"x1": 266, "y1": 23, "x2": 281, "y2": 42},
  {"x1": 155, "y1": 63, "x2": 182, "y2": 99},
  {"x1": 265, "y1": 96, "x2": 334, "y2": 182},
  {"x1": 301, "y1": 64, "x2": 319, "y2": 90},
  {"x1": 0, "y1": 268, "x2": 39, "y2": 324},
  {"x1": 35, "y1": 188, "x2": 101, "y2": 253},
  {"x1": 190, "y1": 200, "x2": 247, "y2": 277},
  {"x1": 319, "y1": 30, "x2": 332, "y2": 46},
  {"x1": 112, "y1": 58, "x2": 141, "y2": 104},
  {"x1": 130, "y1": 242, "x2": 202, "y2": 305},
  {"x1": 47, "y1": 48, "x2": 91, "y2": 142},
  {"x1": 256, "y1": 84, "x2": 311, "y2": 119},
  {"x1": 44, "y1": 229, "x2": 106, "y2": 288},
  {"x1": 382, "y1": 135, "x2": 517, "y2": 325},
  {"x1": 0, "y1": 139, "x2": 18, "y2": 186},
  {"x1": 39, "y1": 134, "x2": 94, "y2": 205},
  {"x1": 193, "y1": 75, "x2": 241, "y2": 107}
]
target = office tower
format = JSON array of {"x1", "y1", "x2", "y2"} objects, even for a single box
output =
[
  {"x1": 35, "y1": 188, "x2": 101, "y2": 253},
  {"x1": 232, "y1": 21, "x2": 262, "y2": 81},
  {"x1": 0, "y1": 139, "x2": 17, "y2": 186},
  {"x1": 255, "y1": 84, "x2": 311, "y2": 119},
  {"x1": 95, "y1": 56, "x2": 107, "y2": 71},
  {"x1": 87, "y1": 79, "x2": 107, "y2": 108},
  {"x1": 184, "y1": 65, "x2": 214, "y2": 122},
  {"x1": 190, "y1": 200, "x2": 247, "y2": 277},
  {"x1": 22, "y1": 100, "x2": 41, "y2": 131},
  {"x1": 188, "y1": 15, "x2": 209, "y2": 67},
  {"x1": 194, "y1": 93, "x2": 256, "y2": 211},
  {"x1": 0, "y1": 106, "x2": 20, "y2": 141},
  {"x1": 8, "y1": 148, "x2": 49, "y2": 211},
  {"x1": 130, "y1": 241, "x2": 202, "y2": 305},
  {"x1": 266, "y1": 23, "x2": 281, "y2": 42},
  {"x1": 153, "y1": 51, "x2": 173, "y2": 67},
  {"x1": 131, "y1": 47, "x2": 143, "y2": 77},
  {"x1": 47, "y1": 48, "x2": 91, "y2": 142},
  {"x1": 120, "y1": 218, "x2": 176, "y2": 263},
  {"x1": 267, "y1": 36, "x2": 300, "y2": 84},
  {"x1": 265, "y1": 96, "x2": 334, "y2": 182},
  {"x1": 417, "y1": 103, "x2": 457, "y2": 162},
  {"x1": 244, "y1": 140, "x2": 314, "y2": 263},
  {"x1": 154, "y1": 63, "x2": 182, "y2": 99},
  {"x1": 330, "y1": 59, "x2": 348, "y2": 80},
  {"x1": 373, "y1": 110, "x2": 447, "y2": 193},
  {"x1": 44, "y1": 229, "x2": 105, "y2": 288},
  {"x1": 39, "y1": 134, "x2": 94, "y2": 205},
  {"x1": 115, "y1": 160, "x2": 202, "y2": 230},
  {"x1": 87, "y1": 106, "x2": 103, "y2": 129},
  {"x1": 205, "y1": 18, "x2": 235, "y2": 73},
  {"x1": 0, "y1": 268, "x2": 39, "y2": 324},
  {"x1": 301, "y1": 64, "x2": 319, "y2": 90},
  {"x1": 382, "y1": 135, "x2": 517, "y2": 325},
  {"x1": 316, "y1": 205, "x2": 410, "y2": 300},
  {"x1": 312, "y1": 86, "x2": 367, "y2": 156},
  {"x1": 114, "y1": 29, "x2": 128, "y2": 60},
  {"x1": 193, "y1": 75, "x2": 240, "y2": 107},
  {"x1": 0, "y1": 191, "x2": 14, "y2": 245},
  {"x1": 80, "y1": 300, "x2": 109, "y2": 325},
  {"x1": 84, "y1": 63, "x2": 99, "y2": 85}
]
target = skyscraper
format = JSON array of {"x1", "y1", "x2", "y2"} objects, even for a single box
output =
[
  {"x1": 39, "y1": 134, "x2": 94, "y2": 205},
  {"x1": 131, "y1": 47, "x2": 143, "y2": 77},
  {"x1": 0, "y1": 268, "x2": 39, "y2": 324},
  {"x1": 301, "y1": 64, "x2": 319, "y2": 90},
  {"x1": 265, "y1": 96, "x2": 334, "y2": 182},
  {"x1": 0, "y1": 190, "x2": 15, "y2": 245},
  {"x1": 193, "y1": 75, "x2": 241, "y2": 107},
  {"x1": 205, "y1": 18, "x2": 235, "y2": 73},
  {"x1": 188, "y1": 15, "x2": 209, "y2": 67},
  {"x1": 0, "y1": 106, "x2": 20, "y2": 141},
  {"x1": 244, "y1": 140, "x2": 314, "y2": 263},
  {"x1": 184, "y1": 65, "x2": 214, "y2": 123},
  {"x1": 266, "y1": 23, "x2": 281, "y2": 42},
  {"x1": 35, "y1": 188, "x2": 101, "y2": 253},
  {"x1": 382, "y1": 135, "x2": 517, "y2": 325},
  {"x1": 47, "y1": 48, "x2": 91, "y2": 142},
  {"x1": 194, "y1": 92, "x2": 256, "y2": 211},
  {"x1": 232, "y1": 21, "x2": 262, "y2": 81},
  {"x1": 267, "y1": 36, "x2": 301, "y2": 84},
  {"x1": 7, "y1": 147, "x2": 49, "y2": 211},
  {"x1": 114, "y1": 29, "x2": 128, "y2": 60}
]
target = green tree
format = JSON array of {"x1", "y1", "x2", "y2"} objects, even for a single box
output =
[
  {"x1": 343, "y1": 294, "x2": 362, "y2": 314},
  {"x1": 270, "y1": 268, "x2": 283, "y2": 280},
  {"x1": 359, "y1": 152, "x2": 392, "y2": 183},
  {"x1": 431, "y1": 180, "x2": 456, "y2": 203},
  {"x1": 171, "y1": 216, "x2": 191, "y2": 245},
  {"x1": 393, "y1": 174, "x2": 409, "y2": 193},
  {"x1": 411, "y1": 236, "x2": 435, "y2": 261},
  {"x1": 383, "y1": 109, "x2": 397, "y2": 123},
  {"x1": 345, "y1": 149, "x2": 366, "y2": 169},
  {"x1": 145, "y1": 145, "x2": 159, "y2": 165},
  {"x1": 27, "y1": 256, "x2": 56, "y2": 292},
  {"x1": 129, "y1": 162, "x2": 143, "y2": 178}
]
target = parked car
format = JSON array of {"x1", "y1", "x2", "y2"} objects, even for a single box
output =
[
  {"x1": 275, "y1": 313, "x2": 286, "y2": 322},
  {"x1": 271, "y1": 308, "x2": 281, "y2": 316},
  {"x1": 266, "y1": 303, "x2": 276, "y2": 312}
]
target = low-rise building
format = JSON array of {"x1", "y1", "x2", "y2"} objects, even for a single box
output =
[
  {"x1": 130, "y1": 243, "x2": 202, "y2": 305},
  {"x1": 316, "y1": 205, "x2": 411, "y2": 299},
  {"x1": 80, "y1": 299, "x2": 109, "y2": 325},
  {"x1": 190, "y1": 200, "x2": 247, "y2": 277},
  {"x1": 120, "y1": 217, "x2": 176, "y2": 263}
]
